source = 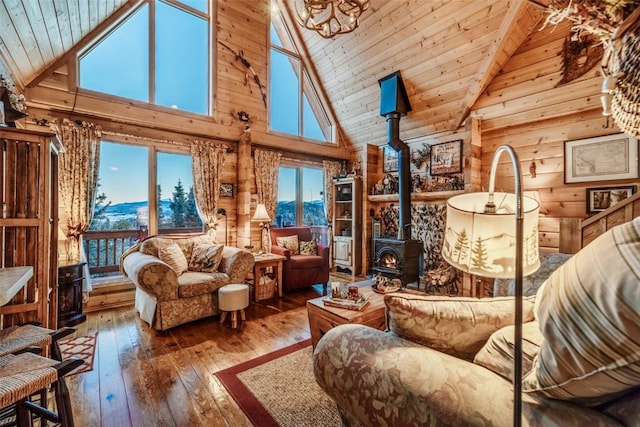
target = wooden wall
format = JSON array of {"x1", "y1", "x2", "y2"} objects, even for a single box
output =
[
  {"x1": 19, "y1": 0, "x2": 636, "y2": 264},
  {"x1": 23, "y1": 0, "x2": 351, "y2": 252},
  {"x1": 473, "y1": 20, "x2": 636, "y2": 253}
]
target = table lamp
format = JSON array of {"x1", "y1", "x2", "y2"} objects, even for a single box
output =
[
  {"x1": 441, "y1": 145, "x2": 540, "y2": 427},
  {"x1": 251, "y1": 203, "x2": 272, "y2": 255}
]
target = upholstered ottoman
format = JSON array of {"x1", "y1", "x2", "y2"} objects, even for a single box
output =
[{"x1": 218, "y1": 284, "x2": 250, "y2": 328}]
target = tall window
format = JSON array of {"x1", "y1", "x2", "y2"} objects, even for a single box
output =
[
  {"x1": 270, "y1": 6, "x2": 332, "y2": 142},
  {"x1": 79, "y1": 0, "x2": 210, "y2": 115},
  {"x1": 90, "y1": 141, "x2": 202, "y2": 234},
  {"x1": 275, "y1": 165, "x2": 327, "y2": 228}
]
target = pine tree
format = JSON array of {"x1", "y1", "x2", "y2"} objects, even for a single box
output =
[
  {"x1": 453, "y1": 228, "x2": 469, "y2": 264},
  {"x1": 89, "y1": 180, "x2": 111, "y2": 230},
  {"x1": 471, "y1": 237, "x2": 490, "y2": 271},
  {"x1": 186, "y1": 186, "x2": 201, "y2": 227},
  {"x1": 170, "y1": 179, "x2": 187, "y2": 227}
]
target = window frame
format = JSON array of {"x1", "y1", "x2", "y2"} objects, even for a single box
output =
[
  {"x1": 269, "y1": 2, "x2": 335, "y2": 144},
  {"x1": 77, "y1": 0, "x2": 214, "y2": 117},
  {"x1": 276, "y1": 161, "x2": 327, "y2": 228},
  {"x1": 93, "y1": 134, "x2": 202, "y2": 236}
]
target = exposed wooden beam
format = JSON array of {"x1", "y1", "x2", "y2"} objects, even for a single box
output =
[{"x1": 455, "y1": 0, "x2": 545, "y2": 129}]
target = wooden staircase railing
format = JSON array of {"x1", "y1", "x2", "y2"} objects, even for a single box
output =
[{"x1": 581, "y1": 191, "x2": 640, "y2": 248}]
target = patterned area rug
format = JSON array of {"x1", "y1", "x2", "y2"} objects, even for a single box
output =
[
  {"x1": 57, "y1": 333, "x2": 97, "y2": 376},
  {"x1": 216, "y1": 339, "x2": 340, "y2": 427}
]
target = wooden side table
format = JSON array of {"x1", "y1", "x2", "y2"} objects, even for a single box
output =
[
  {"x1": 251, "y1": 253, "x2": 286, "y2": 301},
  {"x1": 58, "y1": 261, "x2": 87, "y2": 327},
  {"x1": 306, "y1": 281, "x2": 386, "y2": 349}
]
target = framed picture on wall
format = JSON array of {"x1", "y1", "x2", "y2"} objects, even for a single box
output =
[
  {"x1": 383, "y1": 146, "x2": 398, "y2": 172},
  {"x1": 430, "y1": 140, "x2": 462, "y2": 175},
  {"x1": 220, "y1": 183, "x2": 234, "y2": 198},
  {"x1": 564, "y1": 133, "x2": 639, "y2": 183},
  {"x1": 586, "y1": 185, "x2": 636, "y2": 214}
]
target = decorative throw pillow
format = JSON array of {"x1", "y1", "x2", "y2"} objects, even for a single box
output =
[
  {"x1": 473, "y1": 321, "x2": 544, "y2": 381},
  {"x1": 276, "y1": 235, "x2": 299, "y2": 255},
  {"x1": 385, "y1": 293, "x2": 536, "y2": 360},
  {"x1": 188, "y1": 243, "x2": 224, "y2": 273},
  {"x1": 158, "y1": 243, "x2": 188, "y2": 275},
  {"x1": 299, "y1": 239, "x2": 318, "y2": 255},
  {"x1": 522, "y1": 216, "x2": 640, "y2": 406}
]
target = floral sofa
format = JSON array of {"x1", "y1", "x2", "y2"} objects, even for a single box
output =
[
  {"x1": 121, "y1": 234, "x2": 254, "y2": 331},
  {"x1": 313, "y1": 217, "x2": 640, "y2": 426}
]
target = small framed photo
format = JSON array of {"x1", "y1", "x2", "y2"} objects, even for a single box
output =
[
  {"x1": 383, "y1": 146, "x2": 398, "y2": 173},
  {"x1": 220, "y1": 183, "x2": 234, "y2": 198},
  {"x1": 430, "y1": 140, "x2": 462, "y2": 175},
  {"x1": 564, "y1": 133, "x2": 639, "y2": 183},
  {"x1": 586, "y1": 185, "x2": 636, "y2": 214}
]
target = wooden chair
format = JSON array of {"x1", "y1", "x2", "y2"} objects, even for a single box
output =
[
  {"x1": 0, "y1": 324, "x2": 75, "y2": 360},
  {"x1": 0, "y1": 352, "x2": 82, "y2": 427}
]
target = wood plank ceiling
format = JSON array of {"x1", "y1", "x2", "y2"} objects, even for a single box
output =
[
  {"x1": 279, "y1": 0, "x2": 548, "y2": 146},
  {"x1": 0, "y1": 0, "x2": 129, "y2": 87},
  {"x1": 0, "y1": 0, "x2": 549, "y2": 149}
]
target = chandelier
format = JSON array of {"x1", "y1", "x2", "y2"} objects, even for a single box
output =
[{"x1": 295, "y1": 0, "x2": 370, "y2": 39}]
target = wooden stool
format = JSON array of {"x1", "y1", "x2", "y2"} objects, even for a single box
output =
[{"x1": 218, "y1": 284, "x2": 250, "y2": 328}]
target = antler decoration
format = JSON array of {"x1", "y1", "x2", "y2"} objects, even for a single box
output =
[{"x1": 218, "y1": 41, "x2": 267, "y2": 108}]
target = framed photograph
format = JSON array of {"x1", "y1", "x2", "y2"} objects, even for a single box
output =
[
  {"x1": 564, "y1": 133, "x2": 639, "y2": 183},
  {"x1": 383, "y1": 146, "x2": 398, "y2": 173},
  {"x1": 586, "y1": 185, "x2": 637, "y2": 214},
  {"x1": 430, "y1": 140, "x2": 462, "y2": 175},
  {"x1": 220, "y1": 183, "x2": 234, "y2": 198}
]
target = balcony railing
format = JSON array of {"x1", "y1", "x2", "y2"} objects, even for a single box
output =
[
  {"x1": 82, "y1": 227, "x2": 203, "y2": 277},
  {"x1": 83, "y1": 230, "x2": 142, "y2": 277}
]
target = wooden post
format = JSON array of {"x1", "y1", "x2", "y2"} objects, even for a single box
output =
[{"x1": 236, "y1": 128, "x2": 252, "y2": 249}]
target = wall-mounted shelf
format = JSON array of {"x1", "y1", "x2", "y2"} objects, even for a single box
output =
[{"x1": 368, "y1": 190, "x2": 464, "y2": 203}]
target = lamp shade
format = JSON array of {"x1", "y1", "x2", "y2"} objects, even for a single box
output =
[
  {"x1": 442, "y1": 192, "x2": 540, "y2": 279},
  {"x1": 251, "y1": 203, "x2": 271, "y2": 223}
]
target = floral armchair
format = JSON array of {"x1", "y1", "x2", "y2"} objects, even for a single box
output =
[
  {"x1": 313, "y1": 217, "x2": 640, "y2": 426},
  {"x1": 121, "y1": 234, "x2": 254, "y2": 331}
]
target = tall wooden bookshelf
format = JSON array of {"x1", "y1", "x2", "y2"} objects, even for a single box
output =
[{"x1": 332, "y1": 176, "x2": 362, "y2": 276}]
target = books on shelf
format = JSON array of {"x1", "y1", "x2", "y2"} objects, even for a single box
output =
[{"x1": 322, "y1": 295, "x2": 370, "y2": 311}]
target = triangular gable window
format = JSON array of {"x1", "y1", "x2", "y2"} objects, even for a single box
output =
[
  {"x1": 79, "y1": 0, "x2": 210, "y2": 116},
  {"x1": 270, "y1": 6, "x2": 333, "y2": 143}
]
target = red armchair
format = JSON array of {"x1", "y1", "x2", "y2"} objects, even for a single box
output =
[{"x1": 269, "y1": 227, "x2": 330, "y2": 294}]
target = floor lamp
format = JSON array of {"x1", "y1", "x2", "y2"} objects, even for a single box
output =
[
  {"x1": 251, "y1": 203, "x2": 271, "y2": 255},
  {"x1": 441, "y1": 145, "x2": 540, "y2": 427}
]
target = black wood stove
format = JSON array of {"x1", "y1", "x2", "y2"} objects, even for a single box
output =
[{"x1": 372, "y1": 71, "x2": 424, "y2": 287}]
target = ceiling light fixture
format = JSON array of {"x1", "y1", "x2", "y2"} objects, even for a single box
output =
[{"x1": 295, "y1": 0, "x2": 370, "y2": 39}]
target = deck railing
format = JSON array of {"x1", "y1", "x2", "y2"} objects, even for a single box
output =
[{"x1": 82, "y1": 227, "x2": 203, "y2": 277}]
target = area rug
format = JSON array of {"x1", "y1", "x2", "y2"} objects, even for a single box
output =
[
  {"x1": 57, "y1": 332, "x2": 97, "y2": 376},
  {"x1": 216, "y1": 339, "x2": 340, "y2": 427}
]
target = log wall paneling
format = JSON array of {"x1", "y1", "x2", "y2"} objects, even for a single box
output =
[{"x1": 0, "y1": 128, "x2": 61, "y2": 328}]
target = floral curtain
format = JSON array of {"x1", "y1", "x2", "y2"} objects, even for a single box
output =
[
  {"x1": 254, "y1": 149, "x2": 282, "y2": 219},
  {"x1": 191, "y1": 140, "x2": 228, "y2": 238},
  {"x1": 54, "y1": 119, "x2": 102, "y2": 292},
  {"x1": 254, "y1": 149, "x2": 282, "y2": 251},
  {"x1": 323, "y1": 160, "x2": 342, "y2": 268},
  {"x1": 323, "y1": 160, "x2": 342, "y2": 224}
]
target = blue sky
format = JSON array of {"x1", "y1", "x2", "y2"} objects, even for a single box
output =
[
  {"x1": 99, "y1": 142, "x2": 193, "y2": 205},
  {"x1": 83, "y1": 0, "x2": 325, "y2": 206}
]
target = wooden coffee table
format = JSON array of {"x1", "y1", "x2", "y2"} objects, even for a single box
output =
[{"x1": 306, "y1": 281, "x2": 386, "y2": 349}]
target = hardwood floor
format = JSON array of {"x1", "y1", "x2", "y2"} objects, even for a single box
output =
[{"x1": 66, "y1": 285, "x2": 332, "y2": 427}]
